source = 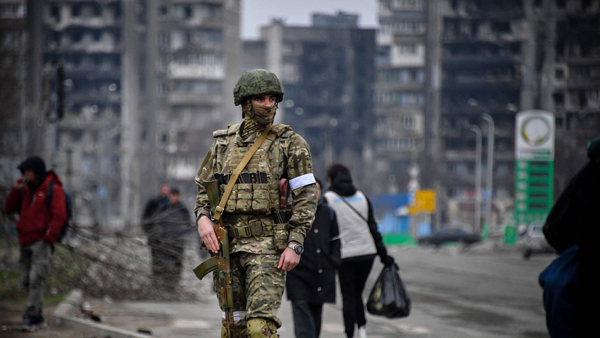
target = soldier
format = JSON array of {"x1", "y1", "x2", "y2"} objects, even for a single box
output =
[{"x1": 195, "y1": 69, "x2": 317, "y2": 338}]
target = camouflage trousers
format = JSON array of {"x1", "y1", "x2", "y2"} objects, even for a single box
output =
[
  {"x1": 213, "y1": 252, "x2": 285, "y2": 336},
  {"x1": 19, "y1": 240, "x2": 53, "y2": 317}
]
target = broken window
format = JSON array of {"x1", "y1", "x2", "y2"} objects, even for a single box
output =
[
  {"x1": 92, "y1": 3, "x2": 101, "y2": 17},
  {"x1": 399, "y1": 43, "x2": 417, "y2": 55},
  {"x1": 202, "y1": 4, "x2": 220, "y2": 19},
  {"x1": 556, "y1": 41, "x2": 565, "y2": 57},
  {"x1": 50, "y1": 5, "x2": 60, "y2": 22},
  {"x1": 71, "y1": 4, "x2": 82, "y2": 17},
  {"x1": 555, "y1": 68, "x2": 564, "y2": 79},
  {"x1": 71, "y1": 30, "x2": 82, "y2": 43},
  {"x1": 491, "y1": 21, "x2": 511, "y2": 34},
  {"x1": 188, "y1": 29, "x2": 222, "y2": 46},
  {"x1": 553, "y1": 92, "x2": 565, "y2": 107},
  {"x1": 376, "y1": 46, "x2": 391, "y2": 64}
]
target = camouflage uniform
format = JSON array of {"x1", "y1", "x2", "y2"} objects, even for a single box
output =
[{"x1": 194, "y1": 69, "x2": 317, "y2": 337}]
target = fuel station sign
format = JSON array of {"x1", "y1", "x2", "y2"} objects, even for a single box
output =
[{"x1": 514, "y1": 110, "x2": 554, "y2": 225}]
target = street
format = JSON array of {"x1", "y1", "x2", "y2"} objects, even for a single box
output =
[
  {"x1": 106, "y1": 245, "x2": 554, "y2": 338},
  {"x1": 375, "y1": 245, "x2": 554, "y2": 338}
]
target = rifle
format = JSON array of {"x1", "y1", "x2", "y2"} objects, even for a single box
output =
[{"x1": 194, "y1": 221, "x2": 234, "y2": 336}]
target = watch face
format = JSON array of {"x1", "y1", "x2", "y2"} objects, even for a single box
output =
[{"x1": 295, "y1": 244, "x2": 304, "y2": 255}]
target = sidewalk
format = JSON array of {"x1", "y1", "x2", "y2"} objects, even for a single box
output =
[{"x1": 94, "y1": 294, "x2": 409, "y2": 338}]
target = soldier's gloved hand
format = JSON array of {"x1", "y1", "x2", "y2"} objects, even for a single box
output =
[{"x1": 198, "y1": 216, "x2": 219, "y2": 253}]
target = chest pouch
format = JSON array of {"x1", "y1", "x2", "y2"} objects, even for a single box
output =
[{"x1": 219, "y1": 182, "x2": 274, "y2": 214}]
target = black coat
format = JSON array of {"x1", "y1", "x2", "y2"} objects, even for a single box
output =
[{"x1": 286, "y1": 202, "x2": 342, "y2": 304}]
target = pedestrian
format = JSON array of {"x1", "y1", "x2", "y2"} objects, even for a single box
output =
[
  {"x1": 5, "y1": 156, "x2": 67, "y2": 331},
  {"x1": 286, "y1": 178, "x2": 341, "y2": 338},
  {"x1": 152, "y1": 187, "x2": 192, "y2": 288},
  {"x1": 323, "y1": 163, "x2": 395, "y2": 338},
  {"x1": 141, "y1": 183, "x2": 171, "y2": 286},
  {"x1": 540, "y1": 135, "x2": 600, "y2": 338},
  {"x1": 195, "y1": 69, "x2": 317, "y2": 338}
]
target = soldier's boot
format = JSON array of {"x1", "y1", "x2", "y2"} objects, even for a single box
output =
[
  {"x1": 247, "y1": 318, "x2": 278, "y2": 338},
  {"x1": 222, "y1": 320, "x2": 248, "y2": 338}
]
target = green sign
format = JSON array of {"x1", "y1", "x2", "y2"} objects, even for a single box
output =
[{"x1": 514, "y1": 160, "x2": 554, "y2": 224}]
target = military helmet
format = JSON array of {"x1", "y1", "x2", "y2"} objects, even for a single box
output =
[{"x1": 233, "y1": 69, "x2": 284, "y2": 106}]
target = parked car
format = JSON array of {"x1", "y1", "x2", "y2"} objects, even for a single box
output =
[
  {"x1": 522, "y1": 223, "x2": 555, "y2": 259},
  {"x1": 417, "y1": 227, "x2": 482, "y2": 247}
]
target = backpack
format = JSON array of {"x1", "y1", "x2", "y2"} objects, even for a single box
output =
[{"x1": 45, "y1": 181, "x2": 73, "y2": 243}]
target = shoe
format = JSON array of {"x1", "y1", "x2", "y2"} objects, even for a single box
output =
[
  {"x1": 357, "y1": 326, "x2": 367, "y2": 338},
  {"x1": 18, "y1": 314, "x2": 45, "y2": 332},
  {"x1": 32, "y1": 315, "x2": 46, "y2": 327},
  {"x1": 18, "y1": 315, "x2": 36, "y2": 332}
]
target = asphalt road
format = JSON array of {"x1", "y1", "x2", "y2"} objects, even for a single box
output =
[
  {"x1": 380, "y1": 245, "x2": 555, "y2": 338},
  {"x1": 106, "y1": 245, "x2": 555, "y2": 338}
]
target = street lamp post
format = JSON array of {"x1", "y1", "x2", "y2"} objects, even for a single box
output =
[
  {"x1": 481, "y1": 113, "x2": 494, "y2": 233},
  {"x1": 470, "y1": 124, "x2": 482, "y2": 234}
]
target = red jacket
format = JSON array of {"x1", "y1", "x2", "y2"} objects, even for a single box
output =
[{"x1": 5, "y1": 171, "x2": 67, "y2": 246}]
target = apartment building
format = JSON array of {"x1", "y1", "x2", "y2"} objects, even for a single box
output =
[
  {"x1": 245, "y1": 12, "x2": 376, "y2": 182},
  {"x1": 375, "y1": 0, "x2": 428, "y2": 193},
  {"x1": 536, "y1": 0, "x2": 600, "y2": 193},
  {"x1": 152, "y1": 0, "x2": 241, "y2": 212},
  {"x1": 18, "y1": 0, "x2": 241, "y2": 228},
  {"x1": 427, "y1": 0, "x2": 600, "y2": 228}
]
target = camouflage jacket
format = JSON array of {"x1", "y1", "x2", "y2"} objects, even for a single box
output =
[{"x1": 194, "y1": 123, "x2": 317, "y2": 254}]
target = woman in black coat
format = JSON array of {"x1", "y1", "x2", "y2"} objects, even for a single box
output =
[{"x1": 286, "y1": 178, "x2": 342, "y2": 338}]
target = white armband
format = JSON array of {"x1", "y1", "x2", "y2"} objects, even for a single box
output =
[{"x1": 289, "y1": 173, "x2": 316, "y2": 190}]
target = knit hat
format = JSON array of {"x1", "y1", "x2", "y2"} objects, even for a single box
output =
[{"x1": 326, "y1": 163, "x2": 351, "y2": 181}]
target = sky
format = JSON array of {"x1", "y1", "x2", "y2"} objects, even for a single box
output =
[{"x1": 241, "y1": 0, "x2": 378, "y2": 39}]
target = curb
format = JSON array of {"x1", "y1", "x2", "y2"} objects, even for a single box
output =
[{"x1": 52, "y1": 289, "x2": 151, "y2": 338}]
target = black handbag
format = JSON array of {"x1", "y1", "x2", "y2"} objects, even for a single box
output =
[{"x1": 367, "y1": 264, "x2": 411, "y2": 318}]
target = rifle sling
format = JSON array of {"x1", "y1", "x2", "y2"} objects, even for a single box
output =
[{"x1": 213, "y1": 124, "x2": 274, "y2": 221}]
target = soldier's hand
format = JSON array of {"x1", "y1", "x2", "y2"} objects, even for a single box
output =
[
  {"x1": 278, "y1": 248, "x2": 300, "y2": 271},
  {"x1": 198, "y1": 216, "x2": 219, "y2": 253}
]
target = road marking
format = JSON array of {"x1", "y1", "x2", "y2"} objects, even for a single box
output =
[
  {"x1": 172, "y1": 319, "x2": 212, "y2": 329},
  {"x1": 394, "y1": 323, "x2": 430, "y2": 335},
  {"x1": 322, "y1": 323, "x2": 345, "y2": 333}
]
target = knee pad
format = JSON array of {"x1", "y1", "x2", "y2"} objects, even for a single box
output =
[
  {"x1": 247, "y1": 318, "x2": 278, "y2": 338},
  {"x1": 222, "y1": 320, "x2": 248, "y2": 338}
]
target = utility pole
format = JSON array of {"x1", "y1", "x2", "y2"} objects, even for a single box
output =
[
  {"x1": 470, "y1": 124, "x2": 482, "y2": 234},
  {"x1": 481, "y1": 113, "x2": 495, "y2": 234}
]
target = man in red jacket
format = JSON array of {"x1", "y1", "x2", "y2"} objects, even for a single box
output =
[{"x1": 5, "y1": 156, "x2": 67, "y2": 331}]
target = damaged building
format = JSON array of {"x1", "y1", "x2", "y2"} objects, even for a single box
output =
[
  {"x1": 427, "y1": 0, "x2": 600, "y2": 229},
  {"x1": 374, "y1": 0, "x2": 427, "y2": 194},
  {"x1": 21, "y1": 0, "x2": 240, "y2": 229},
  {"x1": 243, "y1": 12, "x2": 376, "y2": 181}
]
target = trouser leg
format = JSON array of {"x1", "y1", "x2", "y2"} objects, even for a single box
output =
[
  {"x1": 161, "y1": 240, "x2": 184, "y2": 286},
  {"x1": 339, "y1": 261, "x2": 357, "y2": 338},
  {"x1": 19, "y1": 245, "x2": 33, "y2": 300},
  {"x1": 148, "y1": 238, "x2": 161, "y2": 277},
  {"x1": 309, "y1": 302, "x2": 324, "y2": 338},
  {"x1": 22, "y1": 241, "x2": 53, "y2": 317},
  {"x1": 353, "y1": 259, "x2": 374, "y2": 329},
  {"x1": 339, "y1": 258, "x2": 374, "y2": 338},
  {"x1": 292, "y1": 300, "x2": 317, "y2": 338},
  {"x1": 242, "y1": 253, "x2": 285, "y2": 337}
]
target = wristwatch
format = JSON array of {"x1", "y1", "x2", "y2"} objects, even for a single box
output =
[{"x1": 288, "y1": 242, "x2": 304, "y2": 255}]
